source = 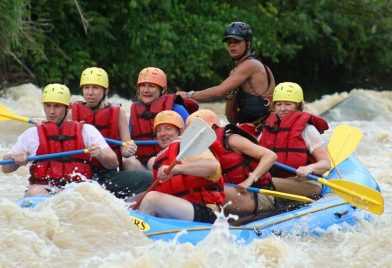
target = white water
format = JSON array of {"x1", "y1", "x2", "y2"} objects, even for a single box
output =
[{"x1": 1, "y1": 84, "x2": 391, "y2": 267}]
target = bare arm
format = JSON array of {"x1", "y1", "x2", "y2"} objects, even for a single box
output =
[
  {"x1": 228, "y1": 134, "x2": 277, "y2": 187},
  {"x1": 297, "y1": 145, "x2": 331, "y2": 177},
  {"x1": 118, "y1": 108, "x2": 137, "y2": 158},
  {"x1": 158, "y1": 158, "x2": 220, "y2": 182},
  {"x1": 178, "y1": 60, "x2": 259, "y2": 101},
  {"x1": 89, "y1": 144, "x2": 119, "y2": 169},
  {"x1": 1, "y1": 152, "x2": 28, "y2": 173}
]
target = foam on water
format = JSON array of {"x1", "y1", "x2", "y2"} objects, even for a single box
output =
[{"x1": 1, "y1": 84, "x2": 391, "y2": 267}]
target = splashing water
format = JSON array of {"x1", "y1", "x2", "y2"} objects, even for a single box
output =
[{"x1": 1, "y1": 84, "x2": 392, "y2": 267}]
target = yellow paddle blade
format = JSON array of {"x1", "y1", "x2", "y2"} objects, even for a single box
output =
[
  {"x1": 324, "y1": 125, "x2": 363, "y2": 176},
  {"x1": 0, "y1": 103, "x2": 31, "y2": 123},
  {"x1": 259, "y1": 188, "x2": 314, "y2": 203},
  {"x1": 319, "y1": 178, "x2": 384, "y2": 215}
]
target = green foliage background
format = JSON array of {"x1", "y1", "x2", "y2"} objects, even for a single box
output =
[{"x1": 1, "y1": 0, "x2": 391, "y2": 100}]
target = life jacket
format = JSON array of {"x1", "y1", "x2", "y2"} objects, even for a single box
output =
[
  {"x1": 235, "y1": 57, "x2": 272, "y2": 124},
  {"x1": 211, "y1": 124, "x2": 272, "y2": 187},
  {"x1": 29, "y1": 121, "x2": 92, "y2": 186},
  {"x1": 130, "y1": 94, "x2": 199, "y2": 164},
  {"x1": 152, "y1": 141, "x2": 225, "y2": 204},
  {"x1": 260, "y1": 111, "x2": 329, "y2": 177},
  {"x1": 71, "y1": 101, "x2": 122, "y2": 168}
]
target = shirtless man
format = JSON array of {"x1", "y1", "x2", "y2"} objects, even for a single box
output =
[{"x1": 177, "y1": 21, "x2": 275, "y2": 125}]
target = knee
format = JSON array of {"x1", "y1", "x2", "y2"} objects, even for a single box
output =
[
  {"x1": 25, "y1": 185, "x2": 49, "y2": 197},
  {"x1": 139, "y1": 191, "x2": 161, "y2": 213},
  {"x1": 122, "y1": 157, "x2": 145, "y2": 171}
]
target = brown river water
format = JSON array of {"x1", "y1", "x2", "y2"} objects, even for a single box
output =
[{"x1": 0, "y1": 84, "x2": 391, "y2": 267}]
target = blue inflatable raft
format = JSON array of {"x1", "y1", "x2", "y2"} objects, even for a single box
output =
[{"x1": 18, "y1": 154, "x2": 381, "y2": 245}]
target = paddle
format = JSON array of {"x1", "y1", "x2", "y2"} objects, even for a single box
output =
[
  {"x1": 225, "y1": 183, "x2": 314, "y2": 203},
  {"x1": 0, "y1": 103, "x2": 159, "y2": 145},
  {"x1": 104, "y1": 138, "x2": 158, "y2": 146},
  {"x1": 324, "y1": 124, "x2": 363, "y2": 176},
  {"x1": 132, "y1": 118, "x2": 217, "y2": 209},
  {"x1": 273, "y1": 162, "x2": 383, "y2": 215},
  {"x1": 0, "y1": 103, "x2": 33, "y2": 123},
  {"x1": 0, "y1": 149, "x2": 89, "y2": 165}
]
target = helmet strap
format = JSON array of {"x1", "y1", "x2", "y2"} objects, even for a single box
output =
[
  {"x1": 57, "y1": 106, "x2": 69, "y2": 126},
  {"x1": 231, "y1": 40, "x2": 253, "y2": 61},
  {"x1": 90, "y1": 91, "x2": 107, "y2": 110}
]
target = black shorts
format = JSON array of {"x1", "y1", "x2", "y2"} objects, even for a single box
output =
[{"x1": 192, "y1": 203, "x2": 217, "y2": 223}]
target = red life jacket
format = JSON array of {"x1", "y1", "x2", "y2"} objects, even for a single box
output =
[
  {"x1": 71, "y1": 101, "x2": 121, "y2": 168},
  {"x1": 130, "y1": 94, "x2": 199, "y2": 165},
  {"x1": 29, "y1": 121, "x2": 92, "y2": 186},
  {"x1": 152, "y1": 141, "x2": 225, "y2": 204},
  {"x1": 211, "y1": 125, "x2": 272, "y2": 187},
  {"x1": 260, "y1": 111, "x2": 329, "y2": 177}
]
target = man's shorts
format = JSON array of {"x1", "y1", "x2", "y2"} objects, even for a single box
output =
[
  {"x1": 253, "y1": 192, "x2": 275, "y2": 212},
  {"x1": 192, "y1": 203, "x2": 219, "y2": 223}
]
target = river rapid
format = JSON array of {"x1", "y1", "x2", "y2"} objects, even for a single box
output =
[{"x1": 0, "y1": 84, "x2": 391, "y2": 267}]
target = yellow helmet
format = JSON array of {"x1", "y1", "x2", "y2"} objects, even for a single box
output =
[
  {"x1": 80, "y1": 67, "x2": 109, "y2": 89},
  {"x1": 42, "y1": 83, "x2": 71, "y2": 106},
  {"x1": 153, "y1": 110, "x2": 184, "y2": 133},
  {"x1": 186, "y1": 109, "x2": 220, "y2": 128},
  {"x1": 272, "y1": 82, "x2": 304, "y2": 103},
  {"x1": 137, "y1": 67, "x2": 167, "y2": 92}
]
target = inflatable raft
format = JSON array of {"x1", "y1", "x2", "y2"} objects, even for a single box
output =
[{"x1": 18, "y1": 154, "x2": 381, "y2": 245}]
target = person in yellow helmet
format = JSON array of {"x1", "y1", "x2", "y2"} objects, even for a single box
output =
[
  {"x1": 186, "y1": 109, "x2": 277, "y2": 216},
  {"x1": 259, "y1": 82, "x2": 331, "y2": 198},
  {"x1": 177, "y1": 21, "x2": 275, "y2": 130},
  {"x1": 128, "y1": 67, "x2": 199, "y2": 170},
  {"x1": 2, "y1": 83, "x2": 119, "y2": 197},
  {"x1": 137, "y1": 110, "x2": 224, "y2": 223},
  {"x1": 71, "y1": 67, "x2": 153, "y2": 199},
  {"x1": 72, "y1": 67, "x2": 137, "y2": 166}
]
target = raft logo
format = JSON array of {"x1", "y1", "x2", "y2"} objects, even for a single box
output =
[{"x1": 130, "y1": 216, "x2": 150, "y2": 231}]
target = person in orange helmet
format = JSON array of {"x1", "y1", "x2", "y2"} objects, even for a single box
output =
[
  {"x1": 138, "y1": 110, "x2": 224, "y2": 223},
  {"x1": 126, "y1": 67, "x2": 198, "y2": 170}
]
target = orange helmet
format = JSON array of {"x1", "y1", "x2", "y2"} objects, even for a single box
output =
[
  {"x1": 153, "y1": 110, "x2": 184, "y2": 133},
  {"x1": 137, "y1": 67, "x2": 167, "y2": 93},
  {"x1": 186, "y1": 109, "x2": 220, "y2": 128}
]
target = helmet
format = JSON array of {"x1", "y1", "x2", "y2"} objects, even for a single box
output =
[
  {"x1": 80, "y1": 67, "x2": 109, "y2": 89},
  {"x1": 137, "y1": 67, "x2": 167, "y2": 92},
  {"x1": 223, "y1": 21, "x2": 253, "y2": 42},
  {"x1": 42, "y1": 83, "x2": 71, "y2": 106},
  {"x1": 186, "y1": 109, "x2": 220, "y2": 128},
  {"x1": 272, "y1": 82, "x2": 304, "y2": 103},
  {"x1": 153, "y1": 110, "x2": 184, "y2": 132}
]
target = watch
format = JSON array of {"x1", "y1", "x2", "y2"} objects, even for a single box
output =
[{"x1": 186, "y1": 90, "x2": 195, "y2": 99}]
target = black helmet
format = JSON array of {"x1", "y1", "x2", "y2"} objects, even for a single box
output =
[{"x1": 223, "y1": 22, "x2": 253, "y2": 42}]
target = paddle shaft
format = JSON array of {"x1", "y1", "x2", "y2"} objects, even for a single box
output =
[
  {"x1": 132, "y1": 159, "x2": 179, "y2": 210},
  {"x1": 105, "y1": 138, "x2": 158, "y2": 146},
  {"x1": 225, "y1": 183, "x2": 313, "y2": 203},
  {"x1": 273, "y1": 161, "x2": 383, "y2": 214},
  {"x1": 0, "y1": 149, "x2": 89, "y2": 165}
]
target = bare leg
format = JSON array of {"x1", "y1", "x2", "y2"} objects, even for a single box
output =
[
  {"x1": 272, "y1": 177, "x2": 322, "y2": 197},
  {"x1": 139, "y1": 191, "x2": 194, "y2": 221},
  {"x1": 122, "y1": 157, "x2": 146, "y2": 171},
  {"x1": 25, "y1": 185, "x2": 50, "y2": 197},
  {"x1": 224, "y1": 186, "x2": 255, "y2": 216}
]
